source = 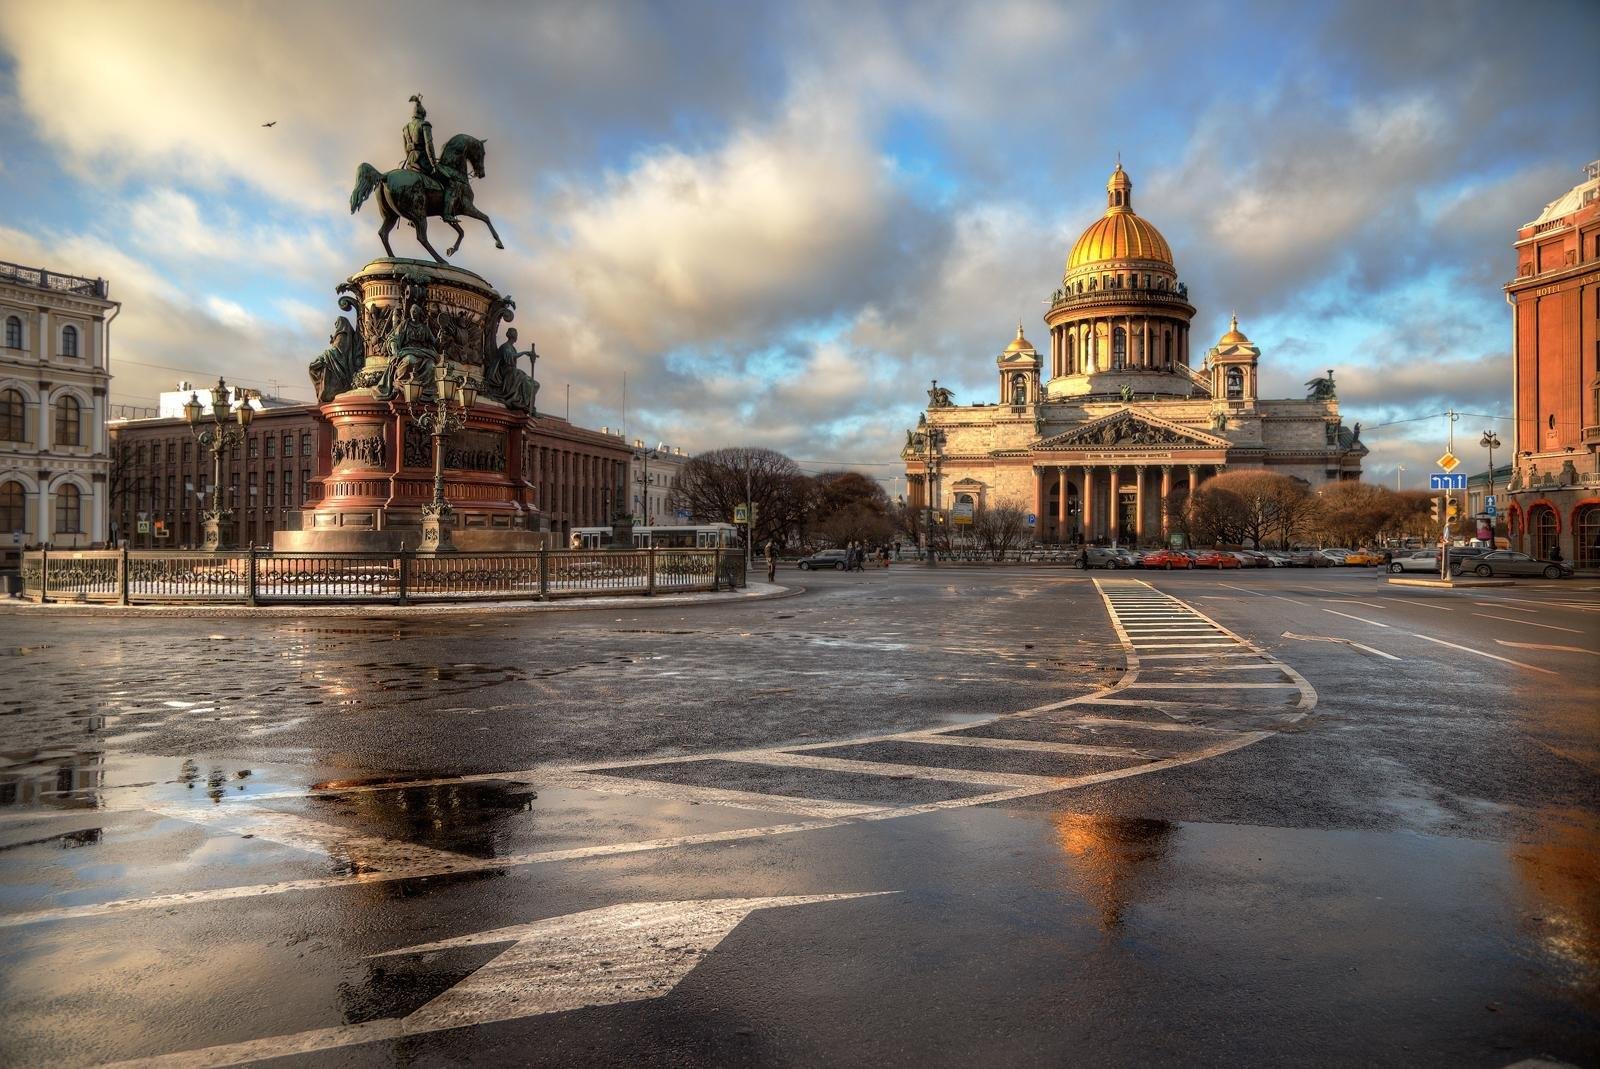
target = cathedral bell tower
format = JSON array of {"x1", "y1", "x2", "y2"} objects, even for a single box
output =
[
  {"x1": 1205, "y1": 315, "x2": 1260, "y2": 408},
  {"x1": 997, "y1": 324, "x2": 1041, "y2": 407}
]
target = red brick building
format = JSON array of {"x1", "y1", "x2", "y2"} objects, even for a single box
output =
[
  {"x1": 1503, "y1": 160, "x2": 1600, "y2": 566},
  {"x1": 110, "y1": 399, "x2": 630, "y2": 549}
]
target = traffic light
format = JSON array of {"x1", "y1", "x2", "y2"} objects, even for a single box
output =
[
  {"x1": 1429, "y1": 498, "x2": 1442, "y2": 524},
  {"x1": 1446, "y1": 499, "x2": 1460, "y2": 520}
]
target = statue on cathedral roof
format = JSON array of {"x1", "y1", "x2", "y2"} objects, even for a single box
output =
[{"x1": 1305, "y1": 369, "x2": 1337, "y2": 401}]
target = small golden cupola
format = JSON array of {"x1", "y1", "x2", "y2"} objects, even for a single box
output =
[
  {"x1": 997, "y1": 323, "x2": 1041, "y2": 406},
  {"x1": 1206, "y1": 314, "x2": 1261, "y2": 404}
]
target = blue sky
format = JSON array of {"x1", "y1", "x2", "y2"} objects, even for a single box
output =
[{"x1": 2, "y1": 0, "x2": 1596, "y2": 488}]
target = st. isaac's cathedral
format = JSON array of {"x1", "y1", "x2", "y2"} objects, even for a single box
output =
[{"x1": 903, "y1": 163, "x2": 1366, "y2": 546}]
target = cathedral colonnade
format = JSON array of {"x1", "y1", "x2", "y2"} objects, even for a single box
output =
[{"x1": 1029, "y1": 461, "x2": 1221, "y2": 546}]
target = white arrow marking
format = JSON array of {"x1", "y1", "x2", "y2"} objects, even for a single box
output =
[
  {"x1": 1281, "y1": 631, "x2": 1400, "y2": 660},
  {"x1": 97, "y1": 894, "x2": 888, "y2": 1069}
]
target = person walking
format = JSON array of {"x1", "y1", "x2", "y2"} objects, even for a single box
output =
[{"x1": 764, "y1": 540, "x2": 777, "y2": 583}]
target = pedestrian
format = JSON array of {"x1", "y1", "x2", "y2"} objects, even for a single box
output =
[
  {"x1": 1076, "y1": 544, "x2": 1089, "y2": 570},
  {"x1": 764, "y1": 539, "x2": 777, "y2": 583}
]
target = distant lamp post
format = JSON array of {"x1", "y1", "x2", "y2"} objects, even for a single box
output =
[
  {"x1": 1480, "y1": 430, "x2": 1501, "y2": 533},
  {"x1": 918, "y1": 400, "x2": 947, "y2": 568},
  {"x1": 1395, "y1": 464, "x2": 1405, "y2": 491},
  {"x1": 185, "y1": 377, "x2": 252, "y2": 551},
  {"x1": 404, "y1": 364, "x2": 474, "y2": 553}
]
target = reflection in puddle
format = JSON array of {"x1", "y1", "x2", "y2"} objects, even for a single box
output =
[
  {"x1": 1513, "y1": 817, "x2": 1600, "y2": 1012},
  {"x1": 1052, "y1": 812, "x2": 1177, "y2": 930}
]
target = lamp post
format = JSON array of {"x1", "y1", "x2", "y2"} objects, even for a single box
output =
[
  {"x1": 920, "y1": 407, "x2": 946, "y2": 568},
  {"x1": 1395, "y1": 465, "x2": 1405, "y2": 492},
  {"x1": 183, "y1": 377, "x2": 253, "y2": 551},
  {"x1": 403, "y1": 363, "x2": 475, "y2": 553}
]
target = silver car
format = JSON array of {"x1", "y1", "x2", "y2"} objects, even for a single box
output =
[
  {"x1": 1452, "y1": 550, "x2": 1573, "y2": 579},
  {"x1": 1388, "y1": 550, "x2": 1443, "y2": 574}
]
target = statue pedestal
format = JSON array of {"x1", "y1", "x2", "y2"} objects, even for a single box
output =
[{"x1": 274, "y1": 258, "x2": 548, "y2": 553}]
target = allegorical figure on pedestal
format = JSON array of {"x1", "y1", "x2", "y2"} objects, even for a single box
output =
[
  {"x1": 384, "y1": 302, "x2": 438, "y2": 398},
  {"x1": 484, "y1": 327, "x2": 538, "y2": 414},
  {"x1": 309, "y1": 316, "x2": 364, "y2": 402}
]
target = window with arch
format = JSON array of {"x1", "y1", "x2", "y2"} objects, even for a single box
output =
[
  {"x1": 0, "y1": 480, "x2": 23, "y2": 534},
  {"x1": 1010, "y1": 373, "x2": 1027, "y2": 405},
  {"x1": 1531, "y1": 506, "x2": 1559, "y2": 560},
  {"x1": 4, "y1": 316, "x2": 20, "y2": 349},
  {"x1": 54, "y1": 395, "x2": 82, "y2": 447},
  {"x1": 1226, "y1": 367, "x2": 1244, "y2": 399},
  {"x1": 1576, "y1": 506, "x2": 1600, "y2": 569},
  {"x1": 61, "y1": 324, "x2": 79, "y2": 358},
  {"x1": 1112, "y1": 327, "x2": 1126, "y2": 369},
  {"x1": 54, "y1": 483, "x2": 81, "y2": 534},
  {"x1": 1, "y1": 388, "x2": 26, "y2": 442},
  {"x1": 1164, "y1": 333, "x2": 1173, "y2": 368}
]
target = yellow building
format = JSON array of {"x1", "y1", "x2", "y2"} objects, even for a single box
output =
[{"x1": 904, "y1": 164, "x2": 1365, "y2": 546}]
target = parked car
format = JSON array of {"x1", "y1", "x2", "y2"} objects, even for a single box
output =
[
  {"x1": 797, "y1": 549, "x2": 849, "y2": 570},
  {"x1": 1190, "y1": 550, "x2": 1241, "y2": 569},
  {"x1": 1285, "y1": 549, "x2": 1332, "y2": 567},
  {"x1": 1344, "y1": 549, "x2": 1386, "y2": 566},
  {"x1": 1075, "y1": 547, "x2": 1138, "y2": 569},
  {"x1": 1388, "y1": 550, "x2": 1443, "y2": 574},
  {"x1": 1140, "y1": 549, "x2": 1192, "y2": 570},
  {"x1": 1452, "y1": 550, "x2": 1573, "y2": 579}
]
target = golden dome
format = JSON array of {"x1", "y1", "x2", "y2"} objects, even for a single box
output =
[
  {"x1": 1217, "y1": 314, "x2": 1250, "y2": 346},
  {"x1": 1004, "y1": 323, "x2": 1036, "y2": 353},
  {"x1": 1066, "y1": 163, "x2": 1174, "y2": 272}
]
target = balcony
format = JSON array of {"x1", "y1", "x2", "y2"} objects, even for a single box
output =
[
  {"x1": 0, "y1": 260, "x2": 109, "y2": 299},
  {"x1": 1049, "y1": 283, "x2": 1194, "y2": 315}
]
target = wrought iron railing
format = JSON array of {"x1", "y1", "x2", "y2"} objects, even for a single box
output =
[
  {"x1": 19, "y1": 547, "x2": 746, "y2": 605},
  {"x1": 0, "y1": 260, "x2": 109, "y2": 298}
]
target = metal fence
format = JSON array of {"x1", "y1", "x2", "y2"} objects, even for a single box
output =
[{"x1": 19, "y1": 547, "x2": 747, "y2": 606}]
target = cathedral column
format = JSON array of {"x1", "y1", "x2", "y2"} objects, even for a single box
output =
[
  {"x1": 1080, "y1": 465, "x2": 1094, "y2": 542},
  {"x1": 1056, "y1": 465, "x2": 1068, "y2": 538},
  {"x1": 1108, "y1": 466, "x2": 1121, "y2": 544},
  {"x1": 1188, "y1": 464, "x2": 1201, "y2": 494},
  {"x1": 1133, "y1": 465, "x2": 1146, "y2": 544},
  {"x1": 1160, "y1": 464, "x2": 1172, "y2": 538},
  {"x1": 1032, "y1": 468, "x2": 1045, "y2": 539},
  {"x1": 1143, "y1": 320, "x2": 1152, "y2": 369}
]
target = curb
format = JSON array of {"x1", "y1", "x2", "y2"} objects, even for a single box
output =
[
  {"x1": 1386, "y1": 577, "x2": 1516, "y2": 588},
  {"x1": 0, "y1": 583, "x2": 806, "y2": 619}
]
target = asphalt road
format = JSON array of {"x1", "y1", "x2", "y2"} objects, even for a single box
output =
[{"x1": 0, "y1": 566, "x2": 1596, "y2": 1068}]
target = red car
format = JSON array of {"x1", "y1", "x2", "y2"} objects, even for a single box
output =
[
  {"x1": 1190, "y1": 550, "x2": 1241, "y2": 569},
  {"x1": 1140, "y1": 549, "x2": 1192, "y2": 570}
]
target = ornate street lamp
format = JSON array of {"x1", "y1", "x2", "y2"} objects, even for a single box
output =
[
  {"x1": 919, "y1": 398, "x2": 947, "y2": 568},
  {"x1": 403, "y1": 363, "x2": 474, "y2": 553},
  {"x1": 184, "y1": 377, "x2": 252, "y2": 551},
  {"x1": 1480, "y1": 429, "x2": 1501, "y2": 538}
]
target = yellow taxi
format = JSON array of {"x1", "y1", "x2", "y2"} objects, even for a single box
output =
[{"x1": 1343, "y1": 549, "x2": 1386, "y2": 566}]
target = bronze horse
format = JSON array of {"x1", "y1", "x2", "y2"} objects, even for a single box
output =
[{"x1": 350, "y1": 133, "x2": 504, "y2": 264}]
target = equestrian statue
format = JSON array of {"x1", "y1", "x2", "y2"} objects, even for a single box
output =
[{"x1": 350, "y1": 94, "x2": 505, "y2": 264}]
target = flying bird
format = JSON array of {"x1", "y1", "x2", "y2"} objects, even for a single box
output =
[{"x1": 261, "y1": 121, "x2": 276, "y2": 128}]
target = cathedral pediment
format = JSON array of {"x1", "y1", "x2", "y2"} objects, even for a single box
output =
[{"x1": 1034, "y1": 409, "x2": 1228, "y2": 451}]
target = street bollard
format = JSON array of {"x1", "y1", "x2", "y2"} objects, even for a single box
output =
[
  {"x1": 396, "y1": 548, "x2": 411, "y2": 606},
  {"x1": 118, "y1": 545, "x2": 130, "y2": 606},
  {"x1": 246, "y1": 544, "x2": 259, "y2": 607},
  {"x1": 538, "y1": 544, "x2": 550, "y2": 600},
  {"x1": 647, "y1": 547, "x2": 657, "y2": 596}
]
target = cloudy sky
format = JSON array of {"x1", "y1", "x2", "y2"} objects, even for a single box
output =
[{"x1": 2, "y1": 0, "x2": 1596, "y2": 490}]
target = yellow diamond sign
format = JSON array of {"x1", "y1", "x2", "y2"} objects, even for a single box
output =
[{"x1": 1437, "y1": 451, "x2": 1459, "y2": 472}]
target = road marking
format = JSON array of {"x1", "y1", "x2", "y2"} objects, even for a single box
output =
[
  {"x1": 1408, "y1": 633, "x2": 1559, "y2": 675},
  {"x1": 1496, "y1": 639, "x2": 1599, "y2": 656},
  {"x1": 1473, "y1": 594, "x2": 1600, "y2": 613},
  {"x1": 97, "y1": 894, "x2": 887, "y2": 1069},
  {"x1": 532, "y1": 770, "x2": 885, "y2": 820},
  {"x1": 1327, "y1": 598, "x2": 1386, "y2": 609},
  {"x1": 1135, "y1": 651, "x2": 1270, "y2": 660},
  {"x1": 1281, "y1": 631, "x2": 1400, "y2": 660},
  {"x1": 1474, "y1": 601, "x2": 1537, "y2": 613},
  {"x1": 737, "y1": 750, "x2": 1067, "y2": 790},
  {"x1": 1471, "y1": 612, "x2": 1583, "y2": 634},
  {"x1": 1321, "y1": 608, "x2": 1390, "y2": 628},
  {"x1": 898, "y1": 735, "x2": 1149, "y2": 759},
  {"x1": 1118, "y1": 681, "x2": 1301, "y2": 689},
  {"x1": 1378, "y1": 597, "x2": 1453, "y2": 611},
  {"x1": 148, "y1": 803, "x2": 477, "y2": 871}
]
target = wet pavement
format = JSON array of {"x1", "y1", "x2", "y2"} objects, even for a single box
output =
[{"x1": 0, "y1": 567, "x2": 1596, "y2": 1067}]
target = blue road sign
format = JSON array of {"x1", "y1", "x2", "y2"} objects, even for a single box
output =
[
  {"x1": 1429, "y1": 473, "x2": 1467, "y2": 490},
  {"x1": 1026, "y1": 513, "x2": 1036, "y2": 526},
  {"x1": 1485, "y1": 503, "x2": 1497, "y2": 516},
  {"x1": 1485, "y1": 495, "x2": 1496, "y2": 509},
  {"x1": 675, "y1": 509, "x2": 691, "y2": 522}
]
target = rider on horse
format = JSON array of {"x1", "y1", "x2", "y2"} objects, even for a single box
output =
[{"x1": 403, "y1": 95, "x2": 463, "y2": 223}]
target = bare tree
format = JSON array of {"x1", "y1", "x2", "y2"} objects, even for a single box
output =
[
  {"x1": 668, "y1": 447, "x2": 815, "y2": 548},
  {"x1": 972, "y1": 504, "x2": 1029, "y2": 560},
  {"x1": 1203, "y1": 470, "x2": 1314, "y2": 548}
]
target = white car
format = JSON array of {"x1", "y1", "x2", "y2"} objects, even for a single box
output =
[{"x1": 1388, "y1": 550, "x2": 1441, "y2": 574}]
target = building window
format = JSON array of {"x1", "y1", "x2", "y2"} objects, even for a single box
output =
[
  {"x1": 265, "y1": 435, "x2": 275, "y2": 459},
  {"x1": 54, "y1": 395, "x2": 82, "y2": 446},
  {"x1": 61, "y1": 325, "x2": 79, "y2": 358},
  {"x1": 1576, "y1": 506, "x2": 1600, "y2": 569},
  {"x1": 248, "y1": 436, "x2": 259, "y2": 459},
  {"x1": 181, "y1": 441, "x2": 191, "y2": 462},
  {"x1": 1226, "y1": 368, "x2": 1244, "y2": 399},
  {"x1": 301, "y1": 468, "x2": 311, "y2": 503},
  {"x1": 1531, "y1": 506, "x2": 1559, "y2": 560},
  {"x1": 4, "y1": 316, "x2": 20, "y2": 349},
  {"x1": 54, "y1": 484, "x2": 81, "y2": 534},
  {"x1": 282, "y1": 433, "x2": 294, "y2": 458},
  {"x1": 0, "y1": 388, "x2": 26, "y2": 442},
  {"x1": 1112, "y1": 327, "x2": 1126, "y2": 369},
  {"x1": 0, "y1": 481, "x2": 24, "y2": 533},
  {"x1": 300, "y1": 433, "x2": 311, "y2": 457}
]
